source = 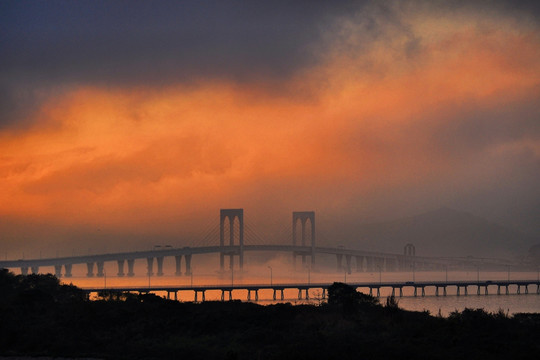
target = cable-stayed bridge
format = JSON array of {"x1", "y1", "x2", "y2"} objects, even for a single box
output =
[{"x1": 0, "y1": 209, "x2": 531, "y2": 278}]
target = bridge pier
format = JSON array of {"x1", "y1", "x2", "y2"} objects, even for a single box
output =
[
  {"x1": 412, "y1": 286, "x2": 425, "y2": 297},
  {"x1": 366, "y1": 256, "x2": 374, "y2": 272},
  {"x1": 147, "y1": 257, "x2": 154, "y2": 276},
  {"x1": 345, "y1": 255, "x2": 352, "y2": 274},
  {"x1": 385, "y1": 258, "x2": 390, "y2": 271},
  {"x1": 336, "y1": 254, "x2": 343, "y2": 272},
  {"x1": 390, "y1": 287, "x2": 402, "y2": 297},
  {"x1": 21, "y1": 266, "x2": 28, "y2": 275},
  {"x1": 96, "y1": 261, "x2": 104, "y2": 277},
  {"x1": 156, "y1": 257, "x2": 164, "y2": 276},
  {"x1": 386, "y1": 258, "x2": 397, "y2": 271},
  {"x1": 64, "y1": 264, "x2": 72, "y2": 277},
  {"x1": 195, "y1": 290, "x2": 206, "y2": 302},
  {"x1": 117, "y1": 260, "x2": 125, "y2": 277},
  {"x1": 477, "y1": 285, "x2": 489, "y2": 295},
  {"x1": 373, "y1": 257, "x2": 384, "y2": 272},
  {"x1": 31, "y1": 266, "x2": 39, "y2": 274},
  {"x1": 175, "y1": 255, "x2": 182, "y2": 276},
  {"x1": 297, "y1": 288, "x2": 309, "y2": 300},
  {"x1": 185, "y1": 254, "x2": 192, "y2": 275},
  {"x1": 54, "y1": 265, "x2": 62, "y2": 277},
  {"x1": 399, "y1": 258, "x2": 408, "y2": 271},
  {"x1": 247, "y1": 289, "x2": 259, "y2": 301},
  {"x1": 356, "y1": 256, "x2": 364, "y2": 272},
  {"x1": 221, "y1": 289, "x2": 232, "y2": 301},
  {"x1": 396, "y1": 258, "x2": 403, "y2": 271},
  {"x1": 127, "y1": 259, "x2": 135, "y2": 277},
  {"x1": 86, "y1": 262, "x2": 94, "y2": 277},
  {"x1": 273, "y1": 288, "x2": 285, "y2": 300}
]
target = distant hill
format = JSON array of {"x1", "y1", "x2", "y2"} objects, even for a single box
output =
[{"x1": 348, "y1": 207, "x2": 536, "y2": 258}]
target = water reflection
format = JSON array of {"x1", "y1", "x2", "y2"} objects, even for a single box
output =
[{"x1": 58, "y1": 264, "x2": 540, "y2": 315}]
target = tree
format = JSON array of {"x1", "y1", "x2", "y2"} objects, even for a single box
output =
[{"x1": 327, "y1": 282, "x2": 378, "y2": 313}]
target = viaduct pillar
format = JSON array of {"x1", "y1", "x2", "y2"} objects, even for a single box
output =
[
  {"x1": 156, "y1": 257, "x2": 164, "y2": 276},
  {"x1": 64, "y1": 264, "x2": 72, "y2": 277},
  {"x1": 127, "y1": 259, "x2": 135, "y2": 277},
  {"x1": 117, "y1": 260, "x2": 125, "y2": 277},
  {"x1": 54, "y1": 265, "x2": 62, "y2": 278},
  {"x1": 175, "y1": 255, "x2": 183, "y2": 276},
  {"x1": 96, "y1": 262, "x2": 104, "y2": 277},
  {"x1": 86, "y1": 262, "x2": 94, "y2": 277},
  {"x1": 220, "y1": 209, "x2": 244, "y2": 271}
]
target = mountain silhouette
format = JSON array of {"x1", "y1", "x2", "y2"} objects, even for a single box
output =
[{"x1": 350, "y1": 207, "x2": 535, "y2": 258}]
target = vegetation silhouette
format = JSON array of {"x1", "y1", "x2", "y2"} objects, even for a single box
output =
[{"x1": 0, "y1": 270, "x2": 539, "y2": 359}]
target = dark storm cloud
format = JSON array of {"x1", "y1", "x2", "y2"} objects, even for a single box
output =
[
  {"x1": 0, "y1": 0, "x2": 364, "y2": 128},
  {"x1": 2, "y1": 0, "x2": 540, "y2": 129},
  {"x1": 2, "y1": 1, "x2": 361, "y2": 82}
]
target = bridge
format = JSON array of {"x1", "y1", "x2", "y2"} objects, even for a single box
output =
[
  {"x1": 0, "y1": 209, "x2": 531, "y2": 278},
  {"x1": 83, "y1": 279, "x2": 540, "y2": 302}
]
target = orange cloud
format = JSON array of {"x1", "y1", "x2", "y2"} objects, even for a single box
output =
[{"x1": 1, "y1": 11, "x2": 539, "y2": 248}]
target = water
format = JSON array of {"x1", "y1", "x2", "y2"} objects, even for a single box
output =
[
  {"x1": 396, "y1": 293, "x2": 539, "y2": 316},
  {"x1": 57, "y1": 264, "x2": 540, "y2": 316}
]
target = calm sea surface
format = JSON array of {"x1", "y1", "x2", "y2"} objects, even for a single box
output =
[{"x1": 58, "y1": 262, "x2": 540, "y2": 316}]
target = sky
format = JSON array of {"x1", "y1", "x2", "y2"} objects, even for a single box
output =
[{"x1": 1, "y1": 0, "x2": 539, "y2": 257}]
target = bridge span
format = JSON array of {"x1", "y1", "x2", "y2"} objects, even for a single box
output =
[
  {"x1": 0, "y1": 209, "x2": 531, "y2": 278},
  {"x1": 83, "y1": 279, "x2": 540, "y2": 302},
  {"x1": 0, "y1": 244, "x2": 527, "y2": 279}
]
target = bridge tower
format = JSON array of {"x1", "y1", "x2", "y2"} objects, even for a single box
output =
[
  {"x1": 403, "y1": 243, "x2": 416, "y2": 271},
  {"x1": 220, "y1": 209, "x2": 244, "y2": 271},
  {"x1": 404, "y1": 243, "x2": 416, "y2": 256},
  {"x1": 292, "y1": 211, "x2": 315, "y2": 268}
]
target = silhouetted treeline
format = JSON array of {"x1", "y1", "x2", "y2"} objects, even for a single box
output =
[{"x1": 1, "y1": 270, "x2": 539, "y2": 359}]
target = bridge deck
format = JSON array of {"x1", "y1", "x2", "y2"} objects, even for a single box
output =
[
  {"x1": 82, "y1": 279, "x2": 540, "y2": 294},
  {"x1": 0, "y1": 245, "x2": 527, "y2": 268}
]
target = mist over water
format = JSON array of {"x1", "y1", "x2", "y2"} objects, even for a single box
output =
[{"x1": 48, "y1": 255, "x2": 540, "y2": 315}]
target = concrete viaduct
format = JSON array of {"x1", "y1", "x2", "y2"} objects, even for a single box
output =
[{"x1": 0, "y1": 209, "x2": 527, "y2": 278}]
